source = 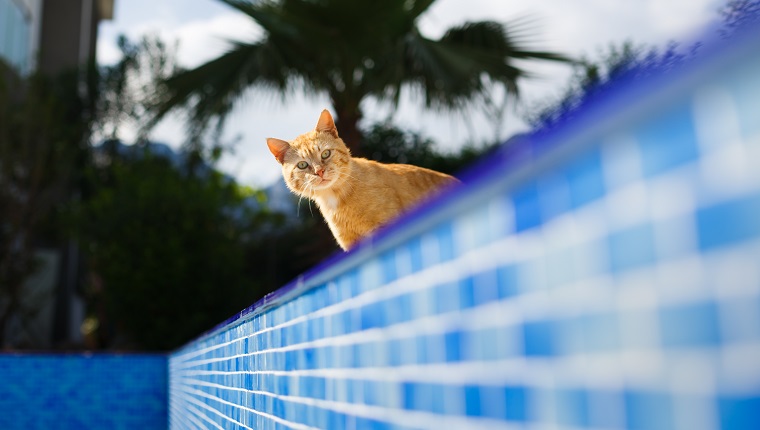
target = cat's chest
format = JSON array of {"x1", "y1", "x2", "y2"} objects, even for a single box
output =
[{"x1": 315, "y1": 192, "x2": 340, "y2": 214}]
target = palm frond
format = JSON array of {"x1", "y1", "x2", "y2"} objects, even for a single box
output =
[
  {"x1": 374, "y1": 19, "x2": 570, "y2": 110},
  {"x1": 148, "y1": 40, "x2": 292, "y2": 131}
]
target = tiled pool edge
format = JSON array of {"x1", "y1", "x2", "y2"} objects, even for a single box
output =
[{"x1": 167, "y1": 20, "x2": 760, "y2": 430}]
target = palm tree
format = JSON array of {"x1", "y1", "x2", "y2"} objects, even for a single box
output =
[{"x1": 151, "y1": 0, "x2": 569, "y2": 155}]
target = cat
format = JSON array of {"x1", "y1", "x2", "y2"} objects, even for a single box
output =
[{"x1": 267, "y1": 109, "x2": 459, "y2": 250}]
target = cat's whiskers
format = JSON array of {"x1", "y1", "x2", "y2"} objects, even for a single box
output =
[{"x1": 301, "y1": 177, "x2": 319, "y2": 217}]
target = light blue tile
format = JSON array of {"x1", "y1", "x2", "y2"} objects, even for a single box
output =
[
  {"x1": 608, "y1": 223, "x2": 656, "y2": 272},
  {"x1": 637, "y1": 103, "x2": 700, "y2": 177}
]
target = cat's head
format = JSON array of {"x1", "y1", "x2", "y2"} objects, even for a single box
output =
[{"x1": 267, "y1": 109, "x2": 351, "y2": 197}]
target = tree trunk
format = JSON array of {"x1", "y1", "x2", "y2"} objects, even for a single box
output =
[{"x1": 332, "y1": 99, "x2": 364, "y2": 157}]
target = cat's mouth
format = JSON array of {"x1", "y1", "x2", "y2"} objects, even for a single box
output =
[{"x1": 311, "y1": 176, "x2": 334, "y2": 190}]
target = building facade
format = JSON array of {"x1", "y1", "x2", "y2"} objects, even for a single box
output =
[
  {"x1": 0, "y1": 0, "x2": 114, "y2": 350},
  {"x1": 0, "y1": 0, "x2": 113, "y2": 74}
]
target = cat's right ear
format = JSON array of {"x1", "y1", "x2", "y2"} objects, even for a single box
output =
[
  {"x1": 315, "y1": 109, "x2": 338, "y2": 137},
  {"x1": 266, "y1": 138, "x2": 290, "y2": 164}
]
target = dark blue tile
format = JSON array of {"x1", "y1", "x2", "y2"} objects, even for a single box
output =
[
  {"x1": 458, "y1": 277, "x2": 476, "y2": 309},
  {"x1": 464, "y1": 385, "x2": 482, "y2": 416},
  {"x1": 697, "y1": 193, "x2": 760, "y2": 250},
  {"x1": 403, "y1": 382, "x2": 416, "y2": 410},
  {"x1": 504, "y1": 385, "x2": 527, "y2": 421},
  {"x1": 444, "y1": 331, "x2": 462, "y2": 362},
  {"x1": 523, "y1": 321, "x2": 556, "y2": 356},
  {"x1": 719, "y1": 396, "x2": 760, "y2": 430},
  {"x1": 361, "y1": 301, "x2": 386, "y2": 330},
  {"x1": 513, "y1": 183, "x2": 542, "y2": 232}
]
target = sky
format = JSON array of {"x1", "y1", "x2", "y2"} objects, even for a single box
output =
[{"x1": 97, "y1": 0, "x2": 723, "y2": 187}]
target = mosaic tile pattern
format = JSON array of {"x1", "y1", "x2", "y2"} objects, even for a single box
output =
[
  {"x1": 0, "y1": 354, "x2": 167, "y2": 429},
  {"x1": 169, "y1": 27, "x2": 760, "y2": 430}
]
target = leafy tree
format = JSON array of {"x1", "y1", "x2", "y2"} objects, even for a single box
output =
[
  {"x1": 361, "y1": 122, "x2": 492, "y2": 175},
  {"x1": 95, "y1": 35, "x2": 178, "y2": 143},
  {"x1": 150, "y1": 0, "x2": 569, "y2": 154},
  {"x1": 73, "y1": 149, "x2": 274, "y2": 350}
]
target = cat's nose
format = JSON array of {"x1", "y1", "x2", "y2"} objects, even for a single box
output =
[{"x1": 315, "y1": 168, "x2": 325, "y2": 178}]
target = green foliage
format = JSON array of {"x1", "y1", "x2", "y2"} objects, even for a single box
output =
[
  {"x1": 96, "y1": 35, "x2": 178, "y2": 142},
  {"x1": 361, "y1": 122, "x2": 493, "y2": 175},
  {"x1": 73, "y1": 152, "x2": 270, "y2": 350}
]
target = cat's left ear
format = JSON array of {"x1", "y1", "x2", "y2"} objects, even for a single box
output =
[
  {"x1": 266, "y1": 138, "x2": 290, "y2": 164},
  {"x1": 315, "y1": 109, "x2": 338, "y2": 137}
]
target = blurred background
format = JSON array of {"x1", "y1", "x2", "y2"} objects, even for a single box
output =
[{"x1": 0, "y1": 0, "x2": 749, "y2": 352}]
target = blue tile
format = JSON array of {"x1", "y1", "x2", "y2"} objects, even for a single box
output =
[
  {"x1": 444, "y1": 331, "x2": 462, "y2": 362},
  {"x1": 457, "y1": 277, "x2": 476, "y2": 309},
  {"x1": 581, "y1": 313, "x2": 620, "y2": 351},
  {"x1": 472, "y1": 269, "x2": 499, "y2": 305},
  {"x1": 660, "y1": 301, "x2": 721, "y2": 347},
  {"x1": 608, "y1": 223, "x2": 656, "y2": 272},
  {"x1": 697, "y1": 193, "x2": 760, "y2": 250},
  {"x1": 523, "y1": 321, "x2": 556, "y2": 356},
  {"x1": 565, "y1": 148, "x2": 606, "y2": 208},
  {"x1": 636, "y1": 104, "x2": 699, "y2": 177},
  {"x1": 497, "y1": 265, "x2": 519, "y2": 298},
  {"x1": 380, "y1": 249, "x2": 398, "y2": 283},
  {"x1": 361, "y1": 301, "x2": 386, "y2": 330},
  {"x1": 407, "y1": 237, "x2": 424, "y2": 272},
  {"x1": 435, "y1": 222, "x2": 455, "y2": 261},
  {"x1": 464, "y1": 385, "x2": 482, "y2": 416},
  {"x1": 355, "y1": 417, "x2": 392, "y2": 430},
  {"x1": 402, "y1": 382, "x2": 417, "y2": 410},
  {"x1": 624, "y1": 390, "x2": 673, "y2": 430},
  {"x1": 478, "y1": 385, "x2": 506, "y2": 419},
  {"x1": 504, "y1": 385, "x2": 527, "y2": 421},
  {"x1": 555, "y1": 388, "x2": 590, "y2": 426},
  {"x1": 719, "y1": 396, "x2": 760, "y2": 430},
  {"x1": 513, "y1": 183, "x2": 542, "y2": 232},
  {"x1": 435, "y1": 282, "x2": 460, "y2": 314},
  {"x1": 537, "y1": 172, "x2": 572, "y2": 221}
]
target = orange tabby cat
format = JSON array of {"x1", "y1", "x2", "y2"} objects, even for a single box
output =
[{"x1": 267, "y1": 110, "x2": 459, "y2": 250}]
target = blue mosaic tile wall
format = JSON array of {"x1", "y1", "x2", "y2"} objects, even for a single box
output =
[
  {"x1": 0, "y1": 354, "x2": 167, "y2": 429},
  {"x1": 169, "y1": 25, "x2": 760, "y2": 430}
]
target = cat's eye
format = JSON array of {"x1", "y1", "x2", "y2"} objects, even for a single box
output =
[
  {"x1": 297, "y1": 161, "x2": 309, "y2": 169},
  {"x1": 321, "y1": 149, "x2": 331, "y2": 159}
]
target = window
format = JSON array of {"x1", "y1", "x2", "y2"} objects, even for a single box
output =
[{"x1": 0, "y1": 0, "x2": 31, "y2": 73}]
